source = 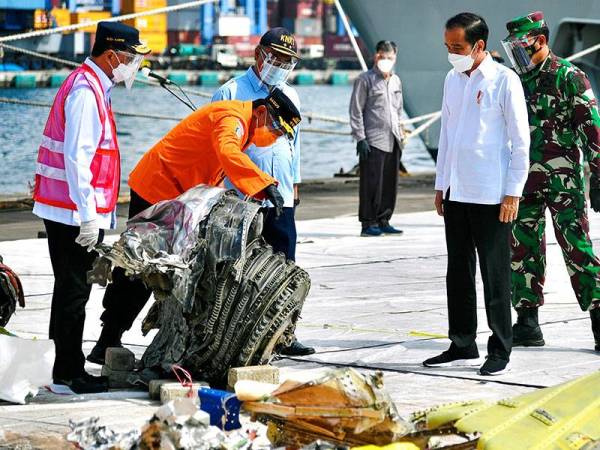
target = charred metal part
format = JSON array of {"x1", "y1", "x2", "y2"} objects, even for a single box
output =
[
  {"x1": 91, "y1": 185, "x2": 310, "y2": 383},
  {"x1": 0, "y1": 255, "x2": 25, "y2": 327},
  {"x1": 245, "y1": 368, "x2": 414, "y2": 447}
]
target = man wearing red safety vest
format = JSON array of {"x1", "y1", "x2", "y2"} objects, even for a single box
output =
[{"x1": 32, "y1": 22, "x2": 150, "y2": 394}]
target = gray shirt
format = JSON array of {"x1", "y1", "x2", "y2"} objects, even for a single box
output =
[{"x1": 349, "y1": 68, "x2": 404, "y2": 152}]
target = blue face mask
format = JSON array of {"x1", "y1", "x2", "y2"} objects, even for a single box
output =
[{"x1": 260, "y1": 60, "x2": 291, "y2": 86}]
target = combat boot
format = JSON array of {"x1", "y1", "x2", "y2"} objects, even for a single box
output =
[
  {"x1": 512, "y1": 308, "x2": 545, "y2": 347},
  {"x1": 591, "y1": 307, "x2": 600, "y2": 352}
]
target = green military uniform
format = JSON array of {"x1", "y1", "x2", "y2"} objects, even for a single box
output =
[{"x1": 505, "y1": 12, "x2": 600, "y2": 313}]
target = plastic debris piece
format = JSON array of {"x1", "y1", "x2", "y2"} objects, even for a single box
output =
[{"x1": 0, "y1": 334, "x2": 54, "y2": 404}]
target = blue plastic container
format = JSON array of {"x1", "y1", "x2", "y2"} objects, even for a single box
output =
[{"x1": 198, "y1": 387, "x2": 242, "y2": 431}]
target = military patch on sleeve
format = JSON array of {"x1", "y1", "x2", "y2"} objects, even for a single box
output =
[{"x1": 235, "y1": 120, "x2": 244, "y2": 139}]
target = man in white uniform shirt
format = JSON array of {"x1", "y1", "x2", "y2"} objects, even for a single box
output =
[
  {"x1": 423, "y1": 13, "x2": 530, "y2": 375},
  {"x1": 32, "y1": 22, "x2": 149, "y2": 393}
]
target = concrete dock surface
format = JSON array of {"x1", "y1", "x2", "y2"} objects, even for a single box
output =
[{"x1": 0, "y1": 177, "x2": 599, "y2": 445}]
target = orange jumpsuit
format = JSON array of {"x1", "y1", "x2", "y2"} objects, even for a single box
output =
[{"x1": 129, "y1": 100, "x2": 276, "y2": 204}]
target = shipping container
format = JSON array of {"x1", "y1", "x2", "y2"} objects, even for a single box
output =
[
  {"x1": 280, "y1": 0, "x2": 322, "y2": 19},
  {"x1": 125, "y1": 13, "x2": 167, "y2": 31},
  {"x1": 267, "y1": 0, "x2": 280, "y2": 28},
  {"x1": 34, "y1": 9, "x2": 50, "y2": 29},
  {"x1": 0, "y1": 0, "x2": 47, "y2": 10},
  {"x1": 324, "y1": 34, "x2": 368, "y2": 58},
  {"x1": 71, "y1": 10, "x2": 111, "y2": 32},
  {"x1": 167, "y1": 9, "x2": 200, "y2": 31},
  {"x1": 167, "y1": 29, "x2": 201, "y2": 46},
  {"x1": 121, "y1": 0, "x2": 166, "y2": 12},
  {"x1": 217, "y1": 15, "x2": 251, "y2": 37},
  {"x1": 73, "y1": 0, "x2": 106, "y2": 10},
  {"x1": 140, "y1": 31, "x2": 168, "y2": 53},
  {"x1": 281, "y1": 16, "x2": 321, "y2": 36},
  {"x1": 50, "y1": 8, "x2": 71, "y2": 27}
]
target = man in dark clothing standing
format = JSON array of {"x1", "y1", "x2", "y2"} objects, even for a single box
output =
[{"x1": 349, "y1": 40, "x2": 404, "y2": 237}]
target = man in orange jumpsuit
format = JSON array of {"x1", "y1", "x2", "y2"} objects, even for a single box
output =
[{"x1": 88, "y1": 87, "x2": 301, "y2": 364}]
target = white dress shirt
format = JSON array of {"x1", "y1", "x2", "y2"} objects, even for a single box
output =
[
  {"x1": 33, "y1": 58, "x2": 117, "y2": 229},
  {"x1": 435, "y1": 54, "x2": 530, "y2": 204}
]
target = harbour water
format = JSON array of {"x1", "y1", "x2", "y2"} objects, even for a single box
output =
[{"x1": 0, "y1": 84, "x2": 434, "y2": 196}]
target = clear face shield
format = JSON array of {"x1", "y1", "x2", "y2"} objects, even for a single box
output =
[
  {"x1": 501, "y1": 34, "x2": 540, "y2": 75},
  {"x1": 258, "y1": 47, "x2": 298, "y2": 87},
  {"x1": 110, "y1": 50, "x2": 144, "y2": 89}
]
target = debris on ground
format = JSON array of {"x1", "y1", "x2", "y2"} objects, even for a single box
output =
[
  {"x1": 243, "y1": 368, "x2": 413, "y2": 447},
  {"x1": 66, "y1": 397, "x2": 259, "y2": 450},
  {"x1": 91, "y1": 185, "x2": 311, "y2": 384},
  {"x1": 410, "y1": 369, "x2": 600, "y2": 449},
  {"x1": 0, "y1": 255, "x2": 25, "y2": 327},
  {"x1": 0, "y1": 333, "x2": 54, "y2": 404},
  {"x1": 242, "y1": 368, "x2": 600, "y2": 449}
]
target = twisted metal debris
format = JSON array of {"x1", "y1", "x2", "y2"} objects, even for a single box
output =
[
  {"x1": 91, "y1": 185, "x2": 310, "y2": 383},
  {"x1": 0, "y1": 256, "x2": 25, "y2": 327}
]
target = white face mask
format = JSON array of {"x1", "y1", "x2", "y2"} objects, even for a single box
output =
[
  {"x1": 447, "y1": 46, "x2": 477, "y2": 72},
  {"x1": 109, "y1": 51, "x2": 143, "y2": 90},
  {"x1": 260, "y1": 61, "x2": 291, "y2": 86},
  {"x1": 258, "y1": 48, "x2": 297, "y2": 87},
  {"x1": 376, "y1": 58, "x2": 395, "y2": 73}
]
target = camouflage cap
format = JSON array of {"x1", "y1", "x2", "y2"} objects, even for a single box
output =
[{"x1": 506, "y1": 11, "x2": 546, "y2": 38}]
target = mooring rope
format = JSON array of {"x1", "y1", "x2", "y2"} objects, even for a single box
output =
[
  {"x1": 0, "y1": 0, "x2": 217, "y2": 43},
  {"x1": 0, "y1": 44, "x2": 441, "y2": 126}
]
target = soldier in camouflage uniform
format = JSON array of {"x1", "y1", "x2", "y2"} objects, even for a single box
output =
[{"x1": 503, "y1": 11, "x2": 600, "y2": 351}]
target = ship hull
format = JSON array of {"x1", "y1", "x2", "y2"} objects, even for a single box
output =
[{"x1": 340, "y1": 0, "x2": 600, "y2": 153}]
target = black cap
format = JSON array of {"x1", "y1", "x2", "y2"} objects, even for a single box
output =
[
  {"x1": 265, "y1": 87, "x2": 302, "y2": 138},
  {"x1": 259, "y1": 27, "x2": 299, "y2": 59},
  {"x1": 93, "y1": 21, "x2": 151, "y2": 55}
]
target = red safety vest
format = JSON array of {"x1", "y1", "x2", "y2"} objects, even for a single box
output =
[{"x1": 33, "y1": 63, "x2": 120, "y2": 213}]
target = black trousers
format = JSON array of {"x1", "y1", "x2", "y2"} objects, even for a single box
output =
[
  {"x1": 99, "y1": 190, "x2": 153, "y2": 332},
  {"x1": 262, "y1": 207, "x2": 297, "y2": 261},
  {"x1": 443, "y1": 196, "x2": 513, "y2": 360},
  {"x1": 359, "y1": 143, "x2": 400, "y2": 227},
  {"x1": 45, "y1": 219, "x2": 104, "y2": 379}
]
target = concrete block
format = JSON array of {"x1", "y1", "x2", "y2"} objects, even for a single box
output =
[
  {"x1": 227, "y1": 365, "x2": 279, "y2": 390},
  {"x1": 149, "y1": 379, "x2": 177, "y2": 400},
  {"x1": 105, "y1": 347, "x2": 135, "y2": 371},
  {"x1": 160, "y1": 382, "x2": 208, "y2": 404},
  {"x1": 101, "y1": 365, "x2": 134, "y2": 389}
]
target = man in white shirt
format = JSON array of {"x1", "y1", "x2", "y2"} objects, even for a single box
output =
[
  {"x1": 32, "y1": 22, "x2": 149, "y2": 393},
  {"x1": 422, "y1": 13, "x2": 530, "y2": 375}
]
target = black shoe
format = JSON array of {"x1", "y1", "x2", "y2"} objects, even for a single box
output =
[
  {"x1": 423, "y1": 345, "x2": 481, "y2": 367},
  {"x1": 87, "y1": 323, "x2": 124, "y2": 365},
  {"x1": 54, "y1": 374, "x2": 108, "y2": 394},
  {"x1": 591, "y1": 307, "x2": 600, "y2": 352},
  {"x1": 513, "y1": 308, "x2": 545, "y2": 347},
  {"x1": 379, "y1": 225, "x2": 403, "y2": 235},
  {"x1": 279, "y1": 340, "x2": 315, "y2": 356},
  {"x1": 360, "y1": 226, "x2": 383, "y2": 237},
  {"x1": 479, "y1": 357, "x2": 510, "y2": 376}
]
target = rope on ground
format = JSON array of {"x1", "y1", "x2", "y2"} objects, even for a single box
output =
[
  {"x1": 0, "y1": 0, "x2": 217, "y2": 43},
  {"x1": 280, "y1": 355, "x2": 548, "y2": 389}
]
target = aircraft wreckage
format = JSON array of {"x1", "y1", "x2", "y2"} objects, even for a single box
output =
[{"x1": 90, "y1": 185, "x2": 311, "y2": 383}]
